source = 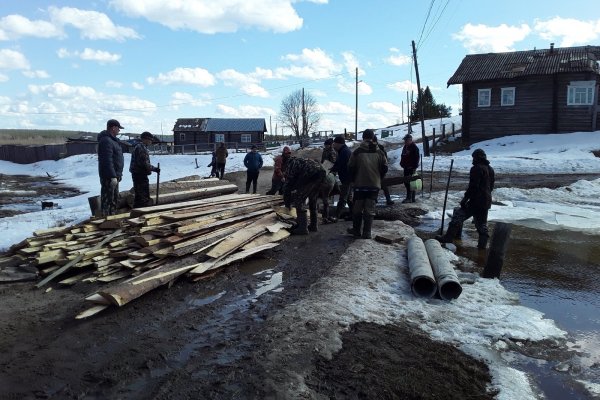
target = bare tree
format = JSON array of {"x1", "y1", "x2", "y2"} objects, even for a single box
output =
[{"x1": 278, "y1": 89, "x2": 320, "y2": 140}]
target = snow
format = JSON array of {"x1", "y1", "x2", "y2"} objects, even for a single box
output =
[{"x1": 1, "y1": 128, "x2": 600, "y2": 398}]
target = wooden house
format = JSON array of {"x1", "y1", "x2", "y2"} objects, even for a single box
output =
[
  {"x1": 172, "y1": 118, "x2": 266, "y2": 150},
  {"x1": 447, "y1": 44, "x2": 600, "y2": 142}
]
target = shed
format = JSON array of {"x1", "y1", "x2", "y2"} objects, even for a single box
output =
[
  {"x1": 447, "y1": 44, "x2": 600, "y2": 142},
  {"x1": 172, "y1": 118, "x2": 266, "y2": 150}
]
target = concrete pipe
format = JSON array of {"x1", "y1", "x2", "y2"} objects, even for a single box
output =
[
  {"x1": 424, "y1": 239, "x2": 462, "y2": 300},
  {"x1": 406, "y1": 236, "x2": 437, "y2": 298}
]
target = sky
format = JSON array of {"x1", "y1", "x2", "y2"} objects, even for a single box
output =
[
  {"x1": 1, "y1": 129, "x2": 600, "y2": 398},
  {"x1": 1, "y1": 0, "x2": 599, "y2": 136}
]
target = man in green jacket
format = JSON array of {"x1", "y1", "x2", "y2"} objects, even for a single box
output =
[{"x1": 347, "y1": 129, "x2": 388, "y2": 239}]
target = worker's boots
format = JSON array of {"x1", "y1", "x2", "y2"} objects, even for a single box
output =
[
  {"x1": 402, "y1": 190, "x2": 412, "y2": 204},
  {"x1": 477, "y1": 233, "x2": 489, "y2": 249},
  {"x1": 291, "y1": 210, "x2": 309, "y2": 235},
  {"x1": 411, "y1": 191, "x2": 416, "y2": 203},
  {"x1": 435, "y1": 221, "x2": 462, "y2": 244},
  {"x1": 383, "y1": 187, "x2": 394, "y2": 206},
  {"x1": 361, "y1": 215, "x2": 373, "y2": 239},
  {"x1": 346, "y1": 214, "x2": 362, "y2": 238},
  {"x1": 308, "y1": 209, "x2": 318, "y2": 232}
]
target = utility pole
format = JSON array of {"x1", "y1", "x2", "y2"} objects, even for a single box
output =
[
  {"x1": 355, "y1": 67, "x2": 358, "y2": 141},
  {"x1": 406, "y1": 91, "x2": 412, "y2": 134},
  {"x1": 269, "y1": 115, "x2": 273, "y2": 138},
  {"x1": 412, "y1": 40, "x2": 429, "y2": 156},
  {"x1": 301, "y1": 88, "x2": 307, "y2": 144}
]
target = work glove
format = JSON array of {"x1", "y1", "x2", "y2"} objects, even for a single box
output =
[
  {"x1": 154, "y1": 167, "x2": 160, "y2": 174},
  {"x1": 117, "y1": 176, "x2": 122, "y2": 182},
  {"x1": 110, "y1": 177, "x2": 118, "y2": 187}
]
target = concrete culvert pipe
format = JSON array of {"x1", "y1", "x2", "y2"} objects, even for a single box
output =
[
  {"x1": 406, "y1": 236, "x2": 437, "y2": 298},
  {"x1": 424, "y1": 239, "x2": 462, "y2": 300}
]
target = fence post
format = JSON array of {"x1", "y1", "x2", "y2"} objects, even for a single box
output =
[
  {"x1": 442, "y1": 124, "x2": 446, "y2": 139},
  {"x1": 452, "y1": 123, "x2": 455, "y2": 136}
]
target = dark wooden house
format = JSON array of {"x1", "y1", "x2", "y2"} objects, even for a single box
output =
[
  {"x1": 172, "y1": 118, "x2": 266, "y2": 149},
  {"x1": 448, "y1": 44, "x2": 600, "y2": 142}
]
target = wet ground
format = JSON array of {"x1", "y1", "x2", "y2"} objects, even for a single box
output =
[{"x1": 1, "y1": 165, "x2": 599, "y2": 399}]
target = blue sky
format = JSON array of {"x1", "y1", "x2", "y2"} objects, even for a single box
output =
[{"x1": 0, "y1": 0, "x2": 599, "y2": 136}]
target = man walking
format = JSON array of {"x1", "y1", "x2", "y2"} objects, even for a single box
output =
[
  {"x1": 129, "y1": 131, "x2": 160, "y2": 208},
  {"x1": 282, "y1": 155, "x2": 326, "y2": 235},
  {"x1": 330, "y1": 135, "x2": 352, "y2": 221},
  {"x1": 372, "y1": 135, "x2": 394, "y2": 205},
  {"x1": 215, "y1": 142, "x2": 228, "y2": 179},
  {"x1": 347, "y1": 129, "x2": 388, "y2": 239},
  {"x1": 436, "y1": 149, "x2": 495, "y2": 249},
  {"x1": 97, "y1": 119, "x2": 125, "y2": 216},
  {"x1": 400, "y1": 134, "x2": 420, "y2": 203},
  {"x1": 243, "y1": 145, "x2": 263, "y2": 194}
]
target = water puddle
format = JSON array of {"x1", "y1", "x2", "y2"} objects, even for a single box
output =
[
  {"x1": 187, "y1": 290, "x2": 226, "y2": 308},
  {"x1": 419, "y1": 222, "x2": 600, "y2": 399}
]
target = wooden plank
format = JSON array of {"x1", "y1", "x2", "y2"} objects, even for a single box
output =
[
  {"x1": 35, "y1": 249, "x2": 65, "y2": 265},
  {"x1": 36, "y1": 229, "x2": 123, "y2": 288},
  {"x1": 177, "y1": 207, "x2": 272, "y2": 236},
  {"x1": 75, "y1": 305, "x2": 109, "y2": 319},
  {"x1": 206, "y1": 213, "x2": 277, "y2": 259},
  {"x1": 33, "y1": 226, "x2": 67, "y2": 237},
  {"x1": 130, "y1": 191, "x2": 253, "y2": 217},
  {"x1": 191, "y1": 243, "x2": 279, "y2": 275},
  {"x1": 241, "y1": 229, "x2": 290, "y2": 250}
]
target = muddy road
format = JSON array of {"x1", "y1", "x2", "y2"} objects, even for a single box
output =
[{"x1": 1, "y1": 160, "x2": 597, "y2": 399}]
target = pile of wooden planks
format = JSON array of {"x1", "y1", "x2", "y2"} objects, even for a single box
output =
[{"x1": 2, "y1": 187, "x2": 293, "y2": 319}]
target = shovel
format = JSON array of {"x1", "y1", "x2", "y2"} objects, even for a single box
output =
[{"x1": 155, "y1": 162, "x2": 160, "y2": 205}]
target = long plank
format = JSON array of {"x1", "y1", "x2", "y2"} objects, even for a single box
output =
[
  {"x1": 206, "y1": 213, "x2": 278, "y2": 259},
  {"x1": 36, "y1": 229, "x2": 123, "y2": 288},
  {"x1": 190, "y1": 243, "x2": 279, "y2": 275}
]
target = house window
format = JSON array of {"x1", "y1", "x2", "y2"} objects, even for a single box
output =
[
  {"x1": 567, "y1": 81, "x2": 595, "y2": 105},
  {"x1": 241, "y1": 134, "x2": 252, "y2": 143},
  {"x1": 215, "y1": 134, "x2": 225, "y2": 143},
  {"x1": 180, "y1": 133, "x2": 185, "y2": 141},
  {"x1": 501, "y1": 87, "x2": 515, "y2": 106},
  {"x1": 477, "y1": 89, "x2": 491, "y2": 107}
]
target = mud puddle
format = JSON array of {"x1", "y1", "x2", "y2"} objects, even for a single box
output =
[{"x1": 418, "y1": 222, "x2": 600, "y2": 399}]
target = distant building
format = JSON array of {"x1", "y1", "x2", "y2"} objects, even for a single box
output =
[
  {"x1": 448, "y1": 44, "x2": 600, "y2": 142},
  {"x1": 172, "y1": 118, "x2": 267, "y2": 149}
]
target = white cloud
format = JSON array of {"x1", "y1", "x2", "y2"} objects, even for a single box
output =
[
  {"x1": 534, "y1": 17, "x2": 600, "y2": 47},
  {"x1": 319, "y1": 101, "x2": 352, "y2": 114},
  {"x1": 106, "y1": 80, "x2": 123, "y2": 88},
  {"x1": 337, "y1": 79, "x2": 372, "y2": 95},
  {"x1": 387, "y1": 80, "x2": 418, "y2": 93},
  {"x1": 110, "y1": 0, "x2": 311, "y2": 34},
  {"x1": 368, "y1": 101, "x2": 402, "y2": 114},
  {"x1": 217, "y1": 68, "x2": 270, "y2": 98},
  {"x1": 147, "y1": 67, "x2": 216, "y2": 86},
  {"x1": 453, "y1": 23, "x2": 531, "y2": 53},
  {"x1": 56, "y1": 47, "x2": 121, "y2": 64},
  {"x1": 216, "y1": 104, "x2": 276, "y2": 118},
  {"x1": 22, "y1": 70, "x2": 50, "y2": 79},
  {"x1": 49, "y1": 7, "x2": 140, "y2": 41},
  {"x1": 277, "y1": 48, "x2": 341, "y2": 79},
  {"x1": 28, "y1": 82, "x2": 97, "y2": 98},
  {"x1": 0, "y1": 14, "x2": 64, "y2": 40},
  {"x1": 240, "y1": 83, "x2": 269, "y2": 98},
  {"x1": 169, "y1": 92, "x2": 211, "y2": 109},
  {"x1": 132, "y1": 82, "x2": 144, "y2": 90},
  {"x1": 0, "y1": 49, "x2": 30, "y2": 70},
  {"x1": 385, "y1": 48, "x2": 411, "y2": 66},
  {"x1": 341, "y1": 51, "x2": 365, "y2": 75},
  {"x1": 0, "y1": 73, "x2": 8, "y2": 82}
]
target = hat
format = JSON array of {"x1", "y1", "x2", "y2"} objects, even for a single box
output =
[
  {"x1": 403, "y1": 134, "x2": 412, "y2": 140},
  {"x1": 333, "y1": 135, "x2": 345, "y2": 144},
  {"x1": 282, "y1": 146, "x2": 291, "y2": 154},
  {"x1": 251, "y1": 144, "x2": 257, "y2": 150},
  {"x1": 140, "y1": 131, "x2": 154, "y2": 140},
  {"x1": 107, "y1": 119, "x2": 124, "y2": 130},
  {"x1": 472, "y1": 148, "x2": 487, "y2": 159},
  {"x1": 324, "y1": 138, "x2": 333, "y2": 146},
  {"x1": 362, "y1": 129, "x2": 375, "y2": 140}
]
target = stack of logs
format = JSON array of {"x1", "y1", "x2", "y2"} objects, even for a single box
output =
[{"x1": 1, "y1": 183, "x2": 292, "y2": 319}]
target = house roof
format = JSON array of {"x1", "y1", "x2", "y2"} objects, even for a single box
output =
[
  {"x1": 448, "y1": 45, "x2": 600, "y2": 85},
  {"x1": 173, "y1": 118, "x2": 266, "y2": 132}
]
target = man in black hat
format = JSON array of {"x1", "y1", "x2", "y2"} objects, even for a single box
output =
[
  {"x1": 400, "y1": 133, "x2": 420, "y2": 203},
  {"x1": 436, "y1": 148, "x2": 495, "y2": 249},
  {"x1": 97, "y1": 119, "x2": 125, "y2": 216},
  {"x1": 243, "y1": 144, "x2": 263, "y2": 194},
  {"x1": 129, "y1": 131, "x2": 160, "y2": 208}
]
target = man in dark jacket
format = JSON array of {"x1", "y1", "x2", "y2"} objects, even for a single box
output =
[
  {"x1": 331, "y1": 135, "x2": 352, "y2": 220},
  {"x1": 243, "y1": 145, "x2": 263, "y2": 194},
  {"x1": 347, "y1": 129, "x2": 388, "y2": 239},
  {"x1": 97, "y1": 119, "x2": 125, "y2": 216},
  {"x1": 321, "y1": 138, "x2": 337, "y2": 165},
  {"x1": 372, "y1": 135, "x2": 394, "y2": 205},
  {"x1": 282, "y1": 155, "x2": 326, "y2": 235},
  {"x1": 400, "y1": 134, "x2": 420, "y2": 203},
  {"x1": 129, "y1": 131, "x2": 160, "y2": 208},
  {"x1": 436, "y1": 148, "x2": 495, "y2": 249},
  {"x1": 215, "y1": 142, "x2": 228, "y2": 179}
]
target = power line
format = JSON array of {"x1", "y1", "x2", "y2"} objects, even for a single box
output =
[
  {"x1": 419, "y1": 0, "x2": 451, "y2": 50},
  {"x1": 416, "y1": 0, "x2": 437, "y2": 48}
]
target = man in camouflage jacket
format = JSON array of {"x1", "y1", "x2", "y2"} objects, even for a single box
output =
[
  {"x1": 347, "y1": 129, "x2": 388, "y2": 239},
  {"x1": 282, "y1": 155, "x2": 326, "y2": 235},
  {"x1": 97, "y1": 119, "x2": 125, "y2": 216},
  {"x1": 129, "y1": 131, "x2": 160, "y2": 208}
]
